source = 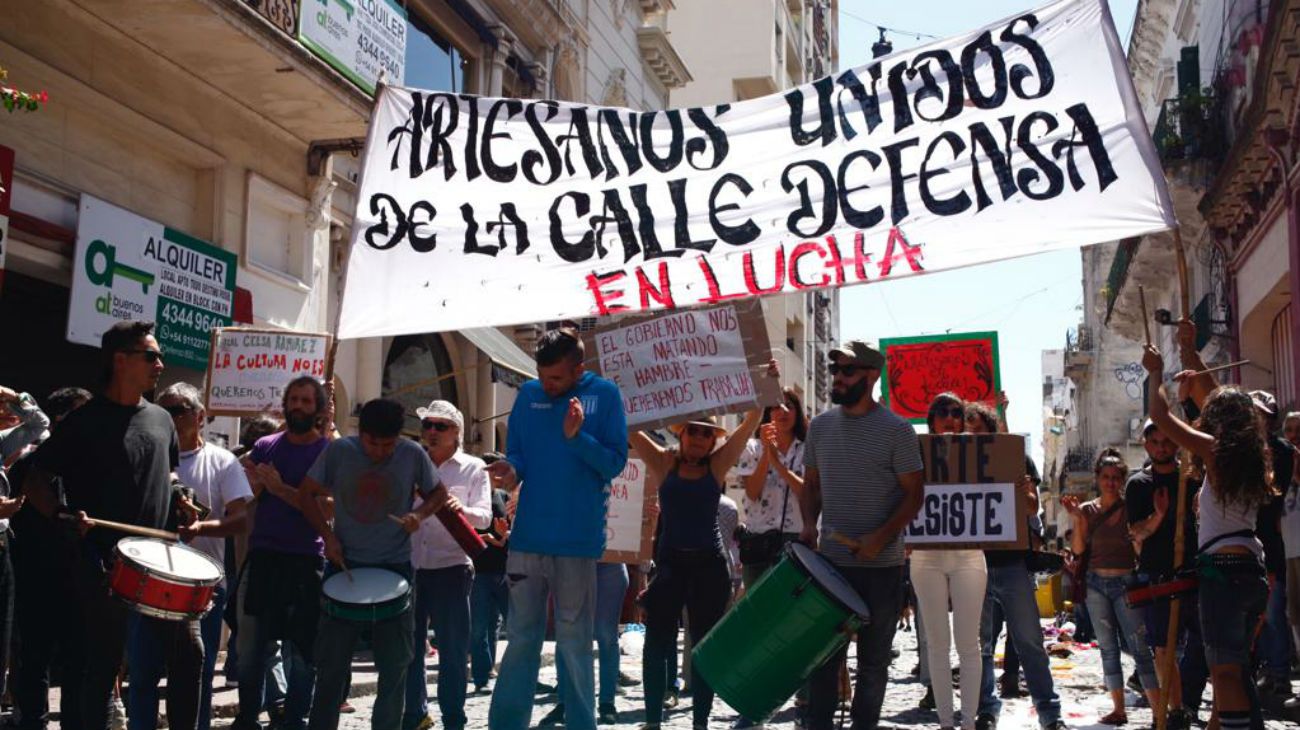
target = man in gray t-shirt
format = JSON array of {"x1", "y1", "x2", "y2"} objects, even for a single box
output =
[
  {"x1": 299, "y1": 398, "x2": 452, "y2": 730},
  {"x1": 799, "y1": 341, "x2": 924, "y2": 730}
]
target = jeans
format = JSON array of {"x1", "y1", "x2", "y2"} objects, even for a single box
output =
[
  {"x1": 643, "y1": 550, "x2": 730, "y2": 726},
  {"x1": 1084, "y1": 573, "x2": 1158, "y2": 692},
  {"x1": 125, "y1": 603, "x2": 209, "y2": 730},
  {"x1": 469, "y1": 571, "x2": 509, "y2": 688},
  {"x1": 978, "y1": 559, "x2": 1061, "y2": 727},
  {"x1": 911, "y1": 550, "x2": 986, "y2": 729},
  {"x1": 310, "y1": 565, "x2": 416, "y2": 730},
  {"x1": 403, "y1": 565, "x2": 473, "y2": 729},
  {"x1": 1199, "y1": 562, "x2": 1268, "y2": 666},
  {"x1": 488, "y1": 551, "x2": 597, "y2": 730},
  {"x1": 556, "y1": 562, "x2": 629, "y2": 708},
  {"x1": 1260, "y1": 571, "x2": 1291, "y2": 680},
  {"x1": 808, "y1": 564, "x2": 903, "y2": 730},
  {"x1": 234, "y1": 554, "x2": 319, "y2": 730},
  {"x1": 73, "y1": 546, "x2": 142, "y2": 730}
]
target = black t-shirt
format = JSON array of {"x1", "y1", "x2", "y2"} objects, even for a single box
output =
[
  {"x1": 1125, "y1": 467, "x2": 1198, "y2": 576},
  {"x1": 985, "y1": 455, "x2": 1041, "y2": 567},
  {"x1": 473, "y1": 488, "x2": 510, "y2": 574},
  {"x1": 32, "y1": 396, "x2": 178, "y2": 553}
]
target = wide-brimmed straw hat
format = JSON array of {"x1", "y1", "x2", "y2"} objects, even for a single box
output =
[{"x1": 669, "y1": 415, "x2": 727, "y2": 437}]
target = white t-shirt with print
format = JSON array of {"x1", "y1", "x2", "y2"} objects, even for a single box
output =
[
  {"x1": 733, "y1": 437, "x2": 804, "y2": 533},
  {"x1": 176, "y1": 442, "x2": 253, "y2": 574}
]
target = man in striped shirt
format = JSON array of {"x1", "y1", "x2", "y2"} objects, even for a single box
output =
[{"x1": 800, "y1": 340, "x2": 925, "y2": 730}]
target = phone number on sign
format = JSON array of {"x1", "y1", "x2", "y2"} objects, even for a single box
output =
[
  {"x1": 357, "y1": 35, "x2": 400, "y2": 79},
  {"x1": 161, "y1": 301, "x2": 218, "y2": 333}
]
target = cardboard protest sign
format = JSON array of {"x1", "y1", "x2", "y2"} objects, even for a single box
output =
[
  {"x1": 907, "y1": 433, "x2": 1028, "y2": 550},
  {"x1": 336, "y1": 0, "x2": 1174, "y2": 338},
  {"x1": 602, "y1": 458, "x2": 655, "y2": 563},
  {"x1": 583, "y1": 299, "x2": 781, "y2": 430},
  {"x1": 881, "y1": 331, "x2": 1000, "y2": 423},
  {"x1": 204, "y1": 328, "x2": 331, "y2": 417}
]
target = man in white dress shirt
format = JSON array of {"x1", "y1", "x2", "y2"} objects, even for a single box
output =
[{"x1": 402, "y1": 400, "x2": 493, "y2": 730}]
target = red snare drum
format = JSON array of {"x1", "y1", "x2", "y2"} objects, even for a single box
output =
[{"x1": 109, "y1": 537, "x2": 224, "y2": 620}]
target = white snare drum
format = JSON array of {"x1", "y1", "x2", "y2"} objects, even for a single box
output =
[{"x1": 321, "y1": 568, "x2": 411, "y2": 622}]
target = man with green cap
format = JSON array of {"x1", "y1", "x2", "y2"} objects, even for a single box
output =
[{"x1": 799, "y1": 340, "x2": 925, "y2": 730}]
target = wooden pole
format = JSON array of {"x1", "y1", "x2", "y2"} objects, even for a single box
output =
[
  {"x1": 1155, "y1": 229, "x2": 1193, "y2": 730},
  {"x1": 1139, "y1": 285, "x2": 1152, "y2": 346}
]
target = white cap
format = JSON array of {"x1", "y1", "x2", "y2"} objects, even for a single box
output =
[{"x1": 415, "y1": 400, "x2": 464, "y2": 444}]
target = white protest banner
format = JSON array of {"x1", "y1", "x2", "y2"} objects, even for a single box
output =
[
  {"x1": 602, "y1": 458, "x2": 654, "y2": 563},
  {"x1": 69, "y1": 196, "x2": 237, "y2": 369},
  {"x1": 907, "y1": 433, "x2": 1028, "y2": 550},
  {"x1": 584, "y1": 299, "x2": 781, "y2": 430},
  {"x1": 335, "y1": 0, "x2": 1172, "y2": 338},
  {"x1": 204, "y1": 328, "x2": 331, "y2": 417}
]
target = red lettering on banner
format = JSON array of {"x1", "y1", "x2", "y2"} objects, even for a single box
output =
[
  {"x1": 789, "y1": 241, "x2": 831, "y2": 289},
  {"x1": 742, "y1": 246, "x2": 785, "y2": 295},
  {"x1": 696, "y1": 257, "x2": 747, "y2": 304},
  {"x1": 879, "y1": 227, "x2": 925, "y2": 278},
  {"x1": 635, "y1": 261, "x2": 675, "y2": 309},
  {"x1": 586, "y1": 270, "x2": 629, "y2": 315}
]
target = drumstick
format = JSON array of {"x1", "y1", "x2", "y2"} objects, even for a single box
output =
[
  {"x1": 59, "y1": 514, "x2": 179, "y2": 541},
  {"x1": 340, "y1": 558, "x2": 353, "y2": 583},
  {"x1": 828, "y1": 531, "x2": 859, "y2": 549}
]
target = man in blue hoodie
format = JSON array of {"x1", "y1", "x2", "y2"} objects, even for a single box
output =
[{"x1": 486, "y1": 328, "x2": 628, "y2": 730}]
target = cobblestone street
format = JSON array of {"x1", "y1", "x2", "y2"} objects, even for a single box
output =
[{"x1": 192, "y1": 618, "x2": 1300, "y2": 730}]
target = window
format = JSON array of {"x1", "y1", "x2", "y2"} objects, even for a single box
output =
[
  {"x1": 405, "y1": 13, "x2": 466, "y2": 92},
  {"x1": 384, "y1": 333, "x2": 459, "y2": 434},
  {"x1": 245, "y1": 174, "x2": 310, "y2": 287}
]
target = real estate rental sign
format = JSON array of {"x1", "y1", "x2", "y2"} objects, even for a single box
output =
[{"x1": 337, "y1": 0, "x2": 1173, "y2": 338}]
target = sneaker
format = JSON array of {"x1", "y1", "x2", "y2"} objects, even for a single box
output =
[
  {"x1": 664, "y1": 689, "x2": 679, "y2": 709},
  {"x1": 918, "y1": 686, "x2": 935, "y2": 711},
  {"x1": 339, "y1": 702, "x2": 356, "y2": 714},
  {"x1": 539, "y1": 705, "x2": 565, "y2": 726},
  {"x1": 598, "y1": 705, "x2": 618, "y2": 725},
  {"x1": 974, "y1": 713, "x2": 997, "y2": 730}
]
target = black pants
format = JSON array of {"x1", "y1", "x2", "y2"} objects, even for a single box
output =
[
  {"x1": 71, "y1": 546, "x2": 203, "y2": 730},
  {"x1": 807, "y1": 564, "x2": 903, "y2": 730},
  {"x1": 14, "y1": 528, "x2": 79, "y2": 729},
  {"x1": 642, "y1": 548, "x2": 731, "y2": 726}
]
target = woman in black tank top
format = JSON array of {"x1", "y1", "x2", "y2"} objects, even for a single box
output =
[{"x1": 629, "y1": 361, "x2": 776, "y2": 729}]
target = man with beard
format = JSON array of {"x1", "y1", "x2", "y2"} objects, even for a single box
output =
[
  {"x1": 799, "y1": 341, "x2": 924, "y2": 730},
  {"x1": 232, "y1": 376, "x2": 333, "y2": 730}
]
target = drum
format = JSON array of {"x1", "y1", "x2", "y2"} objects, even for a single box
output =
[
  {"x1": 109, "y1": 537, "x2": 224, "y2": 621},
  {"x1": 321, "y1": 568, "x2": 411, "y2": 622},
  {"x1": 693, "y1": 543, "x2": 869, "y2": 720}
]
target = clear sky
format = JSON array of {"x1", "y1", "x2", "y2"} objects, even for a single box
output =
[{"x1": 834, "y1": 0, "x2": 1139, "y2": 464}]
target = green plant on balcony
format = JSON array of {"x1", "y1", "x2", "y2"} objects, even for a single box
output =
[{"x1": 0, "y1": 67, "x2": 48, "y2": 114}]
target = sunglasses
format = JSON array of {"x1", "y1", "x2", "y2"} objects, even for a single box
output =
[
  {"x1": 827, "y1": 363, "x2": 873, "y2": 377},
  {"x1": 422, "y1": 419, "x2": 455, "y2": 432},
  {"x1": 162, "y1": 404, "x2": 192, "y2": 417},
  {"x1": 936, "y1": 407, "x2": 963, "y2": 419},
  {"x1": 124, "y1": 349, "x2": 165, "y2": 364},
  {"x1": 683, "y1": 425, "x2": 718, "y2": 438}
]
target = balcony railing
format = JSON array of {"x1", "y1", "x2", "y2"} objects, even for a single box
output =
[
  {"x1": 1153, "y1": 91, "x2": 1226, "y2": 167},
  {"x1": 1064, "y1": 447, "x2": 1095, "y2": 474}
]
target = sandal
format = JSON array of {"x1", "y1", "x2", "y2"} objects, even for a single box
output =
[{"x1": 1099, "y1": 710, "x2": 1127, "y2": 725}]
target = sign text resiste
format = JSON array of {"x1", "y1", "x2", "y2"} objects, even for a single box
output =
[{"x1": 907, "y1": 433, "x2": 1028, "y2": 550}]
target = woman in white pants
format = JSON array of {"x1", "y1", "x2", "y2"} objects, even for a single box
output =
[{"x1": 909, "y1": 393, "x2": 988, "y2": 730}]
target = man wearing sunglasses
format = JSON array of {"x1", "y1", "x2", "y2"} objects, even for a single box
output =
[
  {"x1": 799, "y1": 340, "x2": 925, "y2": 730},
  {"x1": 24, "y1": 320, "x2": 190, "y2": 730},
  {"x1": 402, "y1": 400, "x2": 492, "y2": 730},
  {"x1": 487, "y1": 328, "x2": 628, "y2": 730}
]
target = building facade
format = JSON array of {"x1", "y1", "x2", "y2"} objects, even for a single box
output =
[
  {"x1": 0, "y1": 0, "x2": 690, "y2": 450},
  {"x1": 667, "y1": 0, "x2": 840, "y2": 413}
]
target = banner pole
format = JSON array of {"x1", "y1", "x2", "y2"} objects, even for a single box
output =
[{"x1": 323, "y1": 73, "x2": 388, "y2": 392}]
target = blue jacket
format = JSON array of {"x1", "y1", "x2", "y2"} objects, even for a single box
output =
[{"x1": 506, "y1": 371, "x2": 628, "y2": 558}]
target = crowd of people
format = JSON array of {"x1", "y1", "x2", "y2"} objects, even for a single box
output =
[{"x1": 0, "y1": 317, "x2": 1296, "y2": 730}]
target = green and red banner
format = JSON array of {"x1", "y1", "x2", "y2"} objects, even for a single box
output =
[{"x1": 880, "y1": 331, "x2": 1000, "y2": 424}]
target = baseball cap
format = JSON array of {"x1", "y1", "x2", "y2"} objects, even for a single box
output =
[
  {"x1": 828, "y1": 340, "x2": 885, "y2": 369},
  {"x1": 1141, "y1": 418, "x2": 1157, "y2": 437}
]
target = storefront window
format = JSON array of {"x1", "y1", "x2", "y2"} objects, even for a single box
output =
[
  {"x1": 405, "y1": 13, "x2": 465, "y2": 92},
  {"x1": 383, "y1": 333, "x2": 459, "y2": 434}
]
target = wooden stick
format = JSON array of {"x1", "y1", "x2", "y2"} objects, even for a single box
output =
[
  {"x1": 828, "y1": 531, "x2": 858, "y2": 549},
  {"x1": 1139, "y1": 285, "x2": 1152, "y2": 346},
  {"x1": 59, "y1": 514, "x2": 179, "y2": 541},
  {"x1": 1190, "y1": 359, "x2": 1250, "y2": 378},
  {"x1": 1172, "y1": 229, "x2": 1191, "y2": 319}
]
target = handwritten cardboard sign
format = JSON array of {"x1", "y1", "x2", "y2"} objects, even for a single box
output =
[
  {"x1": 881, "y1": 331, "x2": 1001, "y2": 423},
  {"x1": 907, "y1": 433, "x2": 1028, "y2": 550},
  {"x1": 204, "y1": 327, "x2": 331, "y2": 417},
  {"x1": 584, "y1": 300, "x2": 781, "y2": 430},
  {"x1": 602, "y1": 458, "x2": 655, "y2": 564}
]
